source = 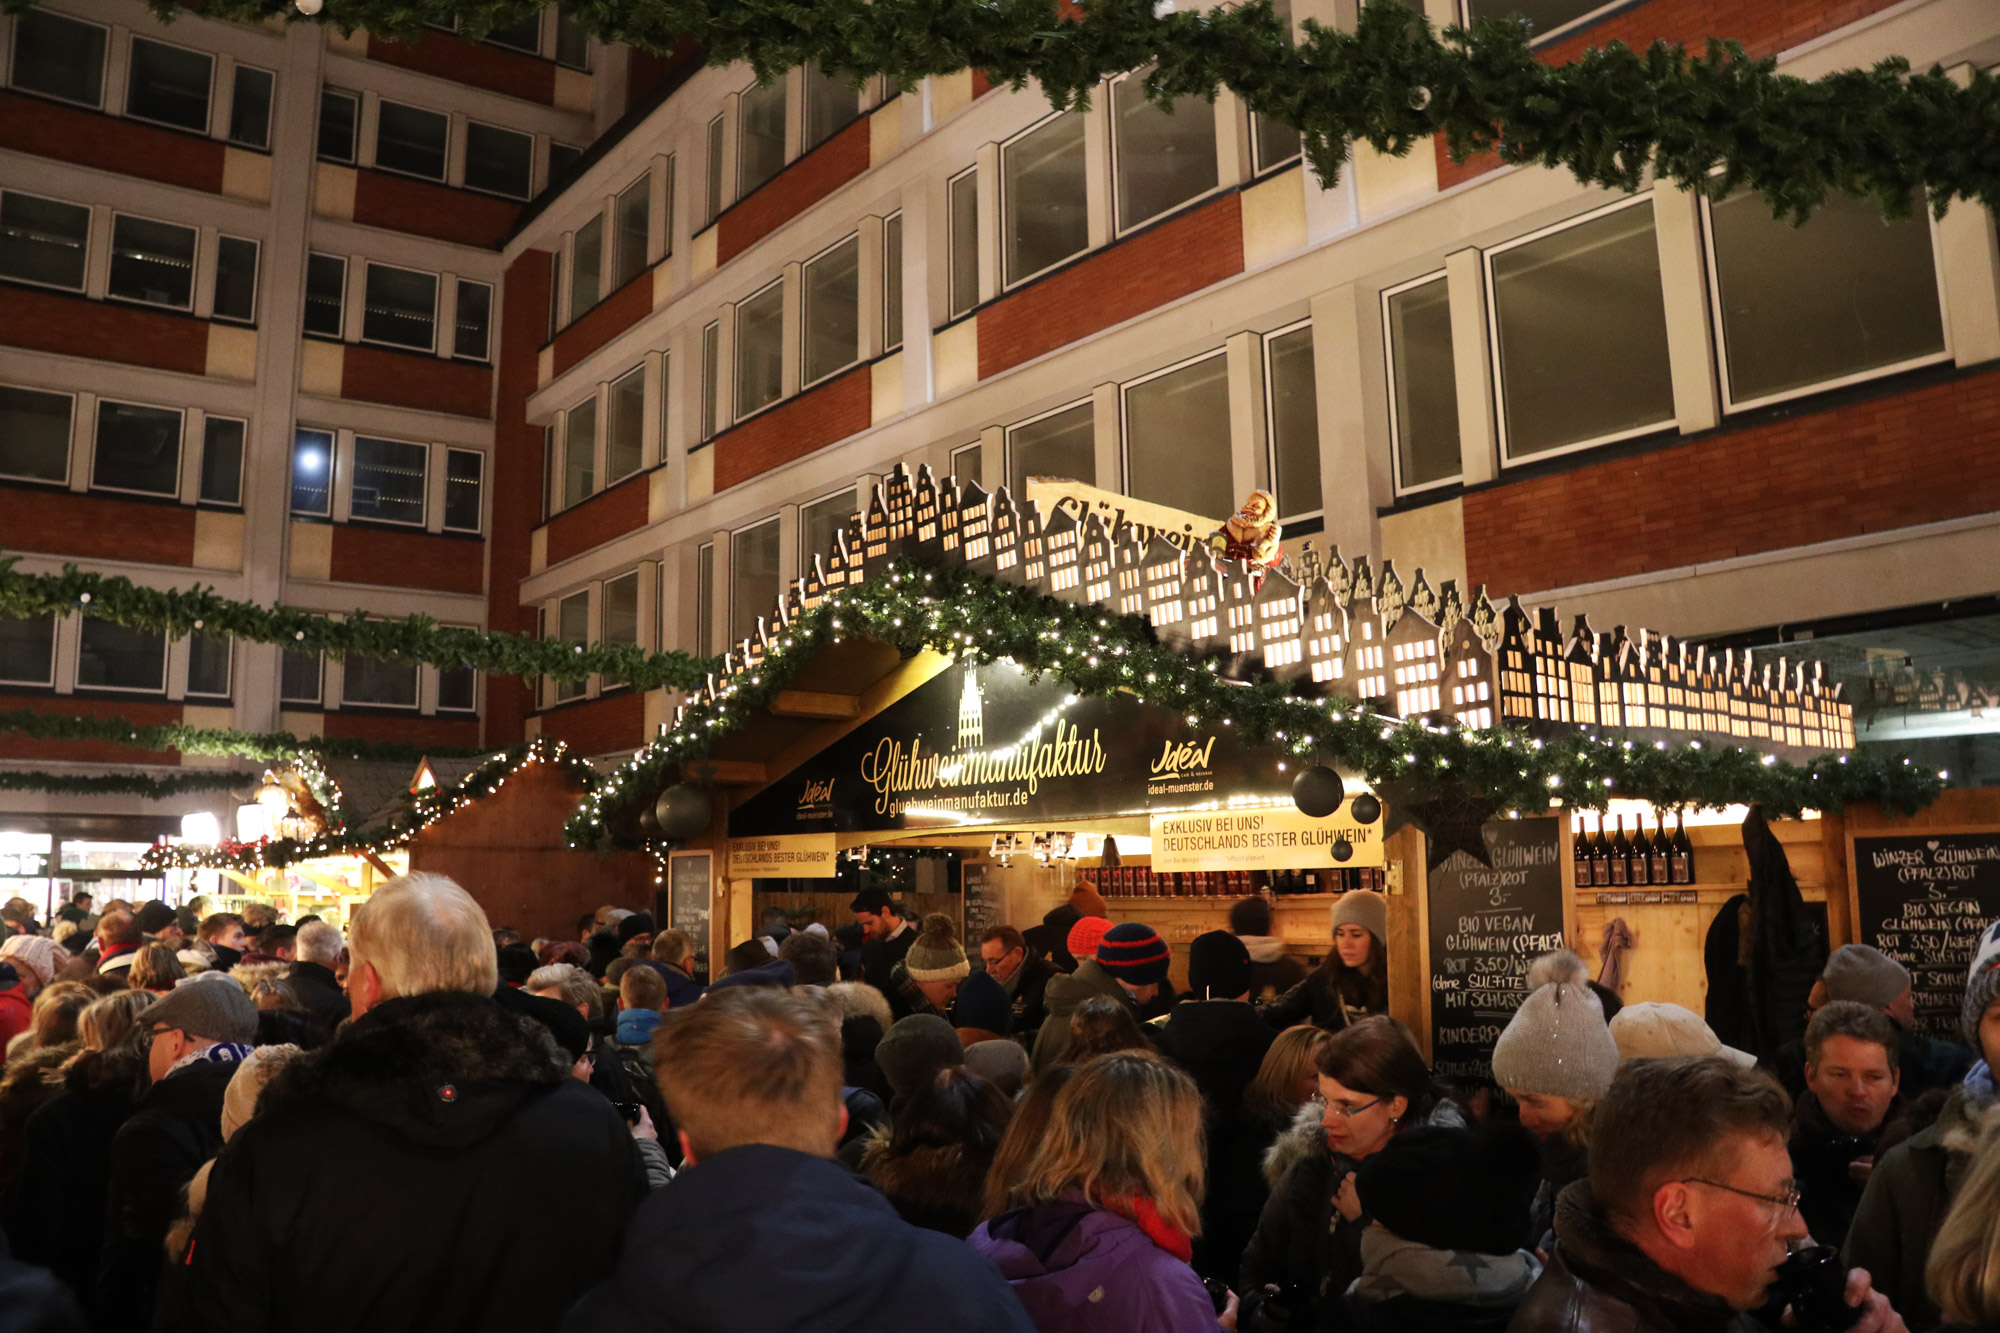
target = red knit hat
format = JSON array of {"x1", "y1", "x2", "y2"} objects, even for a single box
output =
[{"x1": 1067, "y1": 915, "x2": 1115, "y2": 962}]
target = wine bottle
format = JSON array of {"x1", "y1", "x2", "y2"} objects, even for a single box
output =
[
  {"x1": 1647, "y1": 814, "x2": 1671, "y2": 886},
  {"x1": 1670, "y1": 812, "x2": 1695, "y2": 884},
  {"x1": 1609, "y1": 815, "x2": 1630, "y2": 886},
  {"x1": 1573, "y1": 815, "x2": 1594, "y2": 888},
  {"x1": 1590, "y1": 816, "x2": 1612, "y2": 888}
]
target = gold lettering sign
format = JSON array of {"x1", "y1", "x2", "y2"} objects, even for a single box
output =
[
  {"x1": 728, "y1": 834, "x2": 839, "y2": 878},
  {"x1": 1149, "y1": 805, "x2": 1386, "y2": 872}
]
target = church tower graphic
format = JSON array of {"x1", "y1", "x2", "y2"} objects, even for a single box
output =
[{"x1": 957, "y1": 668, "x2": 985, "y2": 749}]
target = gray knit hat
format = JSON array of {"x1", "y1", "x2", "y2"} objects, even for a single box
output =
[
  {"x1": 1964, "y1": 919, "x2": 2000, "y2": 1051},
  {"x1": 903, "y1": 914, "x2": 970, "y2": 984},
  {"x1": 1331, "y1": 890, "x2": 1387, "y2": 944},
  {"x1": 1491, "y1": 982, "x2": 1618, "y2": 1102},
  {"x1": 137, "y1": 976, "x2": 258, "y2": 1045},
  {"x1": 875, "y1": 1014, "x2": 964, "y2": 1097},
  {"x1": 1823, "y1": 944, "x2": 1911, "y2": 1009}
]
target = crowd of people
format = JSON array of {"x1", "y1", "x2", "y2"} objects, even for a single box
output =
[{"x1": 0, "y1": 876, "x2": 1996, "y2": 1333}]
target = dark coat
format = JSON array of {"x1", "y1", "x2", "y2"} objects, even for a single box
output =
[
  {"x1": 1023, "y1": 905, "x2": 1082, "y2": 974},
  {"x1": 1788, "y1": 1089, "x2": 1897, "y2": 1252},
  {"x1": 1260, "y1": 962, "x2": 1380, "y2": 1032},
  {"x1": 1157, "y1": 1000, "x2": 1278, "y2": 1289},
  {"x1": 1239, "y1": 1114, "x2": 1370, "y2": 1332},
  {"x1": 2, "y1": 1053, "x2": 142, "y2": 1303},
  {"x1": 1005, "y1": 953, "x2": 1063, "y2": 1038},
  {"x1": 1841, "y1": 1085, "x2": 1989, "y2": 1329},
  {"x1": 861, "y1": 926, "x2": 917, "y2": 1014},
  {"x1": 0, "y1": 1228, "x2": 86, "y2": 1333},
  {"x1": 860, "y1": 1135, "x2": 994, "y2": 1238},
  {"x1": 187, "y1": 992, "x2": 644, "y2": 1333},
  {"x1": 563, "y1": 1144, "x2": 1036, "y2": 1333},
  {"x1": 286, "y1": 960, "x2": 350, "y2": 1031},
  {"x1": 634, "y1": 959, "x2": 705, "y2": 1009}
]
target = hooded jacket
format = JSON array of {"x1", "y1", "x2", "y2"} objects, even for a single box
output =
[
  {"x1": 1344, "y1": 1224, "x2": 1542, "y2": 1333},
  {"x1": 971, "y1": 1194, "x2": 1223, "y2": 1333},
  {"x1": 286, "y1": 960, "x2": 350, "y2": 1031},
  {"x1": 188, "y1": 991, "x2": 644, "y2": 1333},
  {"x1": 565, "y1": 1143, "x2": 1034, "y2": 1332},
  {"x1": 634, "y1": 958, "x2": 706, "y2": 1009},
  {"x1": 859, "y1": 1128, "x2": 994, "y2": 1238},
  {"x1": 1031, "y1": 959, "x2": 1130, "y2": 1073}
]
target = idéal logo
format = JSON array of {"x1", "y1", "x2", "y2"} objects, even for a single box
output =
[
  {"x1": 1149, "y1": 736, "x2": 1217, "y2": 780},
  {"x1": 798, "y1": 777, "x2": 836, "y2": 809}
]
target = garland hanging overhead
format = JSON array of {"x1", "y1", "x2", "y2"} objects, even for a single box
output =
[
  {"x1": 0, "y1": 708, "x2": 488, "y2": 766},
  {"x1": 145, "y1": 0, "x2": 2000, "y2": 222},
  {"x1": 565, "y1": 557, "x2": 1943, "y2": 849},
  {"x1": 0, "y1": 769, "x2": 254, "y2": 799},
  {"x1": 0, "y1": 557, "x2": 709, "y2": 691}
]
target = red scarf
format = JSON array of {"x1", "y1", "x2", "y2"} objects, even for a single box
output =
[{"x1": 1105, "y1": 1194, "x2": 1193, "y2": 1263}]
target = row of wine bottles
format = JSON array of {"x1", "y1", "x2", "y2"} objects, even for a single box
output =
[
  {"x1": 1574, "y1": 812, "x2": 1695, "y2": 887},
  {"x1": 1091, "y1": 866, "x2": 1387, "y2": 898}
]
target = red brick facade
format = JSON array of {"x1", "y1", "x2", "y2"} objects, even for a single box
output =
[
  {"x1": 0, "y1": 91, "x2": 226, "y2": 194},
  {"x1": 550, "y1": 272, "x2": 653, "y2": 376},
  {"x1": 711, "y1": 364, "x2": 874, "y2": 491},
  {"x1": 0, "y1": 488, "x2": 196, "y2": 566},
  {"x1": 624, "y1": 36, "x2": 705, "y2": 117},
  {"x1": 339, "y1": 342, "x2": 494, "y2": 419},
  {"x1": 0, "y1": 696, "x2": 185, "y2": 764},
  {"x1": 485, "y1": 250, "x2": 558, "y2": 747},
  {"x1": 535, "y1": 690, "x2": 646, "y2": 757},
  {"x1": 715, "y1": 116, "x2": 872, "y2": 265},
  {"x1": 543, "y1": 471, "x2": 652, "y2": 566},
  {"x1": 366, "y1": 31, "x2": 558, "y2": 105},
  {"x1": 323, "y1": 710, "x2": 483, "y2": 749},
  {"x1": 0, "y1": 283, "x2": 211, "y2": 377},
  {"x1": 329, "y1": 526, "x2": 486, "y2": 594},
  {"x1": 1462, "y1": 370, "x2": 2000, "y2": 596},
  {"x1": 977, "y1": 192, "x2": 1245, "y2": 380},
  {"x1": 353, "y1": 170, "x2": 522, "y2": 250}
]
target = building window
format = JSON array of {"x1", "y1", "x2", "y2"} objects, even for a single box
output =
[
  {"x1": 304, "y1": 253, "x2": 346, "y2": 336},
  {"x1": 1487, "y1": 198, "x2": 1674, "y2": 462},
  {"x1": 548, "y1": 142, "x2": 581, "y2": 183},
  {"x1": 92, "y1": 401, "x2": 181, "y2": 496},
  {"x1": 0, "y1": 386, "x2": 71, "y2": 484},
  {"x1": 186, "y1": 633, "x2": 231, "y2": 699},
  {"x1": 700, "y1": 321, "x2": 720, "y2": 441},
  {"x1": 349, "y1": 436, "x2": 428, "y2": 526},
  {"x1": 541, "y1": 424, "x2": 556, "y2": 519},
  {"x1": 437, "y1": 659, "x2": 477, "y2": 712},
  {"x1": 613, "y1": 174, "x2": 650, "y2": 289},
  {"x1": 0, "y1": 191, "x2": 89, "y2": 291},
  {"x1": 948, "y1": 168, "x2": 979, "y2": 318},
  {"x1": 883, "y1": 213, "x2": 903, "y2": 352},
  {"x1": 317, "y1": 88, "x2": 358, "y2": 163},
  {"x1": 482, "y1": 12, "x2": 541, "y2": 53},
  {"x1": 1111, "y1": 72, "x2": 1218, "y2": 232},
  {"x1": 1266, "y1": 325, "x2": 1322, "y2": 520},
  {"x1": 729, "y1": 519, "x2": 781, "y2": 644},
  {"x1": 464, "y1": 121, "x2": 533, "y2": 198},
  {"x1": 607, "y1": 366, "x2": 646, "y2": 484},
  {"x1": 228, "y1": 65, "x2": 273, "y2": 149},
  {"x1": 1705, "y1": 189, "x2": 1948, "y2": 410},
  {"x1": 803, "y1": 235, "x2": 859, "y2": 387},
  {"x1": 805, "y1": 63, "x2": 859, "y2": 150},
  {"x1": 1461, "y1": 0, "x2": 1619, "y2": 43},
  {"x1": 77, "y1": 620, "x2": 165, "y2": 693},
  {"x1": 279, "y1": 648, "x2": 322, "y2": 705},
  {"x1": 555, "y1": 13, "x2": 590, "y2": 69},
  {"x1": 291, "y1": 428, "x2": 334, "y2": 517},
  {"x1": 554, "y1": 591, "x2": 589, "y2": 702},
  {"x1": 696, "y1": 542, "x2": 715, "y2": 657},
  {"x1": 0, "y1": 615, "x2": 57, "y2": 687},
  {"x1": 739, "y1": 79, "x2": 788, "y2": 196},
  {"x1": 454, "y1": 279, "x2": 492, "y2": 360},
  {"x1": 444, "y1": 448, "x2": 483, "y2": 532},
  {"x1": 126, "y1": 37, "x2": 211, "y2": 132},
  {"x1": 343, "y1": 655, "x2": 419, "y2": 708},
  {"x1": 800, "y1": 489, "x2": 857, "y2": 572},
  {"x1": 10, "y1": 11, "x2": 105, "y2": 108},
  {"x1": 1002, "y1": 112, "x2": 1088, "y2": 286},
  {"x1": 108, "y1": 214, "x2": 197, "y2": 310},
  {"x1": 362, "y1": 264, "x2": 437, "y2": 351},
  {"x1": 570, "y1": 214, "x2": 603, "y2": 318},
  {"x1": 212, "y1": 236, "x2": 259, "y2": 324},
  {"x1": 1123, "y1": 354, "x2": 1231, "y2": 518},
  {"x1": 604, "y1": 572, "x2": 641, "y2": 650},
  {"x1": 1008, "y1": 402, "x2": 1094, "y2": 497},
  {"x1": 704, "y1": 114, "x2": 725, "y2": 225},
  {"x1": 1251, "y1": 0, "x2": 1302, "y2": 172},
  {"x1": 564, "y1": 397, "x2": 596, "y2": 508},
  {"x1": 735, "y1": 280, "x2": 784, "y2": 417},
  {"x1": 1383, "y1": 274, "x2": 1460, "y2": 492},
  {"x1": 950, "y1": 441, "x2": 982, "y2": 487},
  {"x1": 375, "y1": 100, "x2": 448, "y2": 181},
  {"x1": 199, "y1": 416, "x2": 245, "y2": 506}
]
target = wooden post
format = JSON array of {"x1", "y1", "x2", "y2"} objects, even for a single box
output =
[
  {"x1": 1819, "y1": 808, "x2": 1852, "y2": 948},
  {"x1": 1384, "y1": 826, "x2": 1429, "y2": 1058}
]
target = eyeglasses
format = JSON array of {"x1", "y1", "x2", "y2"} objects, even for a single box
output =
[
  {"x1": 1683, "y1": 1177, "x2": 1801, "y2": 1222},
  {"x1": 1309, "y1": 1093, "x2": 1384, "y2": 1119}
]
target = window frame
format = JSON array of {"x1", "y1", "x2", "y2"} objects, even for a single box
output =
[
  {"x1": 347, "y1": 434, "x2": 430, "y2": 528},
  {"x1": 8, "y1": 9, "x2": 107, "y2": 109},
  {"x1": 612, "y1": 172, "x2": 651, "y2": 290},
  {"x1": 199, "y1": 414, "x2": 247, "y2": 508},
  {"x1": 359, "y1": 261, "x2": 439, "y2": 353},
  {"x1": 1262, "y1": 317, "x2": 1325, "y2": 523},
  {"x1": 340, "y1": 654, "x2": 421, "y2": 711},
  {"x1": 0, "y1": 614, "x2": 58, "y2": 689},
  {"x1": 553, "y1": 589, "x2": 590, "y2": 702},
  {"x1": 949, "y1": 441, "x2": 983, "y2": 488},
  {"x1": 211, "y1": 233, "x2": 260, "y2": 325},
  {"x1": 602, "y1": 569, "x2": 643, "y2": 654},
  {"x1": 74, "y1": 618, "x2": 167, "y2": 695},
  {"x1": 727, "y1": 516, "x2": 782, "y2": 647},
  {"x1": 562, "y1": 394, "x2": 597, "y2": 511},
  {"x1": 1380, "y1": 270, "x2": 1462, "y2": 498},
  {"x1": 227, "y1": 62, "x2": 274, "y2": 150},
  {"x1": 105, "y1": 209, "x2": 199, "y2": 312},
  {"x1": 1118, "y1": 348, "x2": 1233, "y2": 511},
  {"x1": 454, "y1": 277, "x2": 493, "y2": 361},
  {"x1": 121, "y1": 34, "x2": 213, "y2": 135},
  {"x1": 290, "y1": 427, "x2": 336, "y2": 518},
  {"x1": 605, "y1": 364, "x2": 647, "y2": 486},
  {"x1": 883, "y1": 210, "x2": 904, "y2": 353},
  {"x1": 568, "y1": 211, "x2": 604, "y2": 323},
  {"x1": 700, "y1": 320, "x2": 721, "y2": 441},
  {"x1": 372, "y1": 97, "x2": 451, "y2": 183},
  {"x1": 733, "y1": 277, "x2": 786, "y2": 420},
  {"x1": 695, "y1": 541, "x2": 715, "y2": 658},
  {"x1": 184, "y1": 632, "x2": 232, "y2": 700},
  {"x1": 704, "y1": 114, "x2": 726, "y2": 226},
  {"x1": 0, "y1": 188, "x2": 91, "y2": 294},
  {"x1": 89, "y1": 398, "x2": 183, "y2": 499},
  {"x1": 279, "y1": 647, "x2": 323, "y2": 706},
  {"x1": 798, "y1": 486, "x2": 858, "y2": 574},
  {"x1": 800, "y1": 232, "x2": 861, "y2": 390},
  {"x1": 443, "y1": 446, "x2": 485, "y2": 533},
  {"x1": 999, "y1": 110, "x2": 1090, "y2": 291},
  {"x1": 1106, "y1": 68, "x2": 1222, "y2": 238},
  {"x1": 462, "y1": 119, "x2": 535, "y2": 200},
  {"x1": 1006, "y1": 397, "x2": 1096, "y2": 498},
  {"x1": 1458, "y1": 0, "x2": 1624, "y2": 48},
  {"x1": 0, "y1": 384, "x2": 75, "y2": 487},
  {"x1": 303, "y1": 252, "x2": 347, "y2": 338},
  {"x1": 317, "y1": 87, "x2": 359, "y2": 163},
  {"x1": 737, "y1": 77, "x2": 789, "y2": 199},
  {"x1": 947, "y1": 167, "x2": 979, "y2": 319}
]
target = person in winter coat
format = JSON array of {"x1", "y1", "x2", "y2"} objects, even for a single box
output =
[
  {"x1": 0, "y1": 935, "x2": 67, "y2": 1041},
  {"x1": 853, "y1": 888, "x2": 918, "y2": 1009},
  {"x1": 1787, "y1": 1002, "x2": 1903, "y2": 1251},
  {"x1": 1031, "y1": 916, "x2": 1127, "y2": 1072},
  {"x1": 890, "y1": 915, "x2": 972, "y2": 1021},
  {"x1": 640, "y1": 928, "x2": 707, "y2": 1007},
  {"x1": 981, "y1": 925, "x2": 1063, "y2": 1037},
  {"x1": 1843, "y1": 919, "x2": 2000, "y2": 1327},
  {"x1": 97, "y1": 976, "x2": 259, "y2": 1328},
  {"x1": 860, "y1": 1065, "x2": 1014, "y2": 1237},
  {"x1": 828, "y1": 980, "x2": 894, "y2": 1101},
  {"x1": 286, "y1": 919, "x2": 350, "y2": 1031},
  {"x1": 1231, "y1": 897, "x2": 1306, "y2": 1004},
  {"x1": 955, "y1": 968, "x2": 1017, "y2": 1047},
  {"x1": 1764, "y1": 945, "x2": 1973, "y2": 1102},
  {"x1": 1342, "y1": 1124, "x2": 1544, "y2": 1333},
  {"x1": 1239, "y1": 1015, "x2": 1464, "y2": 1333},
  {"x1": 1024, "y1": 902, "x2": 1085, "y2": 974},
  {"x1": 567, "y1": 987, "x2": 1033, "y2": 1333},
  {"x1": 1925, "y1": 1102, "x2": 2000, "y2": 1333},
  {"x1": 971, "y1": 1050, "x2": 1238, "y2": 1332},
  {"x1": 1262, "y1": 891, "x2": 1388, "y2": 1032},
  {"x1": 1491, "y1": 981, "x2": 1620, "y2": 1250},
  {"x1": 188, "y1": 874, "x2": 645, "y2": 1333}
]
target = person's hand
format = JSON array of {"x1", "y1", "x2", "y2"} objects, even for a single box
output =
[
  {"x1": 631, "y1": 1105, "x2": 658, "y2": 1142},
  {"x1": 1335, "y1": 1171, "x2": 1363, "y2": 1221},
  {"x1": 1841, "y1": 1268, "x2": 1905, "y2": 1333},
  {"x1": 1847, "y1": 1155, "x2": 1875, "y2": 1185},
  {"x1": 1217, "y1": 1286, "x2": 1239, "y2": 1331},
  {"x1": 571, "y1": 1054, "x2": 593, "y2": 1082}
]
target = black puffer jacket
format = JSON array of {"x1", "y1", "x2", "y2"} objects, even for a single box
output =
[
  {"x1": 287, "y1": 960, "x2": 350, "y2": 1031},
  {"x1": 1260, "y1": 961, "x2": 1382, "y2": 1032},
  {"x1": 1, "y1": 1051, "x2": 142, "y2": 1304},
  {"x1": 188, "y1": 992, "x2": 644, "y2": 1333}
]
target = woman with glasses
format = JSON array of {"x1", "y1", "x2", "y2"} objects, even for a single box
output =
[{"x1": 1238, "y1": 1016, "x2": 1464, "y2": 1332}]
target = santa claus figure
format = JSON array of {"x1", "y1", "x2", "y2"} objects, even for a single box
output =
[{"x1": 1207, "y1": 490, "x2": 1284, "y2": 583}]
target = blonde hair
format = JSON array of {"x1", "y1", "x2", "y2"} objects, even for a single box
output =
[
  {"x1": 79, "y1": 989, "x2": 154, "y2": 1052},
  {"x1": 28, "y1": 982, "x2": 96, "y2": 1051},
  {"x1": 654, "y1": 988, "x2": 843, "y2": 1160},
  {"x1": 1244, "y1": 1024, "x2": 1330, "y2": 1125},
  {"x1": 1929, "y1": 1105, "x2": 2000, "y2": 1326},
  {"x1": 128, "y1": 943, "x2": 184, "y2": 993},
  {"x1": 1007, "y1": 1050, "x2": 1206, "y2": 1238},
  {"x1": 348, "y1": 873, "x2": 497, "y2": 1000}
]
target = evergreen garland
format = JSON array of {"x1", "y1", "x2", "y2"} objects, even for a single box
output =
[
  {"x1": 0, "y1": 557, "x2": 709, "y2": 691},
  {"x1": 0, "y1": 708, "x2": 488, "y2": 765},
  {"x1": 144, "y1": 0, "x2": 2000, "y2": 222},
  {"x1": 0, "y1": 769, "x2": 253, "y2": 799},
  {"x1": 566, "y1": 557, "x2": 1944, "y2": 848}
]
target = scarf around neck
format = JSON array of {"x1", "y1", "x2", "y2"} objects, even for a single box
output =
[{"x1": 1106, "y1": 1193, "x2": 1193, "y2": 1263}]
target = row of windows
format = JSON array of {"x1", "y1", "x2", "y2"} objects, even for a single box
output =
[
  {"x1": 303, "y1": 252, "x2": 492, "y2": 361},
  {"x1": 8, "y1": 10, "x2": 274, "y2": 148},
  {"x1": 0, "y1": 188, "x2": 259, "y2": 322},
  {"x1": 290, "y1": 428, "x2": 485, "y2": 533},
  {"x1": 0, "y1": 385, "x2": 246, "y2": 506},
  {"x1": 543, "y1": 569, "x2": 645, "y2": 703},
  {"x1": 424, "y1": 9, "x2": 591, "y2": 69},
  {"x1": 556, "y1": 162, "x2": 668, "y2": 330},
  {"x1": 545, "y1": 362, "x2": 654, "y2": 515},
  {"x1": 316, "y1": 86, "x2": 552, "y2": 201},
  {"x1": 704, "y1": 64, "x2": 873, "y2": 225}
]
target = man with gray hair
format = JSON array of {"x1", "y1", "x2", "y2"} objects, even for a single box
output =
[
  {"x1": 287, "y1": 919, "x2": 349, "y2": 1030},
  {"x1": 190, "y1": 873, "x2": 644, "y2": 1332}
]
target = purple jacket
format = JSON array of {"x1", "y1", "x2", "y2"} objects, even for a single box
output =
[{"x1": 968, "y1": 1196, "x2": 1224, "y2": 1333}]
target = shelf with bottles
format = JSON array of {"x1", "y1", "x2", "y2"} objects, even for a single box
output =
[
  {"x1": 1570, "y1": 809, "x2": 1697, "y2": 892},
  {"x1": 1092, "y1": 861, "x2": 1386, "y2": 900}
]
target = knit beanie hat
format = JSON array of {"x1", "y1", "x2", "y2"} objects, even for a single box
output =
[
  {"x1": 964, "y1": 1038, "x2": 1030, "y2": 1099},
  {"x1": 952, "y1": 968, "x2": 1013, "y2": 1037},
  {"x1": 1068, "y1": 915, "x2": 1115, "y2": 962},
  {"x1": 1069, "y1": 880, "x2": 1109, "y2": 920},
  {"x1": 904, "y1": 914, "x2": 971, "y2": 983},
  {"x1": 136, "y1": 900, "x2": 178, "y2": 935},
  {"x1": 1964, "y1": 919, "x2": 2000, "y2": 1051},
  {"x1": 1490, "y1": 982, "x2": 1618, "y2": 1102},
  {"x1": 1357, "y1": 1123, "x2": 1541, "y2": 1256},
  {"x1": 1097, "y1": 922, "x2": 1171, "y2": 987},
  {"x1": 1187, "y1": 930, "x2": 1253, "y2": 1000},
  {"x1": 1332, "y1": 890, "x2": 1387, "y2": 945},
  {"x1": 1609, "y1": 1001, "x2": 1756, "y2": 1068},
  {"x1": 875, "y1": 1014, "x2": 964, "y2": 1097},
  {"x1": 221, "y1": 1044, "x2": 305, "y2": 1140},
  {"x1": 137, "y1": 976, "x2": 259, "y2": 1045},
  {"x1": 1823, "y1": 944, "x2": 1911, "y2": 1009},
  {"x1": 1229, "y1": 896, "x2": 1274, "y2": 937},
  {"x1": 0, "y1": 935, "x2": 67, "y2": 989},
  {"x1": 617, "y1": 910, "x2": 656, "y2": 945}
]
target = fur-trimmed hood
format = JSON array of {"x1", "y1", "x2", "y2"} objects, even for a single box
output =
[
  {"x1": 0, "y1": 1040, "x2": 76, "y2": 1130},
  {"x1": 1263, "y1": 1096, "x2": 1469, "y2": 1189},
  {"x1": 859, "y1": 1128, "x2": 994, "y2": 1238},
  {"x1": 257, "y1": 991, "x2": 570, "y2": 1151}
]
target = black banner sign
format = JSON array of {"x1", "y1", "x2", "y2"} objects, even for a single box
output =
[
  {"x1": 1853, "y1": 831, "x2": 2000, "y2": 1042},
  {"x1": 1427, "y1": 817, "x2": 1568, "y2": 1081}
]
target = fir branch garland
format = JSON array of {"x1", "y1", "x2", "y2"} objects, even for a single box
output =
[
  {"x1": 0, "y1": 557, "x2": 710, "y2": 691},
  {"x1": 0, "y1": 709, "x2": 488, "y2": 765},
  {"x1": 567, "y1": 558, "x2": 1944, "y2": 849},
  {"x1": 133, "y1": 0, "x2": 2000, "y2": 222},
  {"x1": 0, "y1": 769, "x2": 253, "y2": 799}
]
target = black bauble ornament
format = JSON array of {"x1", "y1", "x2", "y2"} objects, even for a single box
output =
[
  {"x1": 1292, "y1": 765, "x2": 1345, "y2": 819},
  {"x1": 1349, "y1": 792, "x2": 1382, "y2": 825},
  {"x1": 1331, "y1": 837, "x2": 1354, "y2": 863},
  {"x1": 653, "y1": 784, "x2": 711, "y2": 840}
]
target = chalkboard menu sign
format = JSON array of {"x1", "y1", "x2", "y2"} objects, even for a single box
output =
[
  {"x1": 668, "y1": 850, "x2": 713, "y2": 984},
  {"x1": 963, "y1": 864, "x2": 1002, "y2": 950},
  {"x1": 1852, "y1": 831, "x2": 2000, "y2": 1042},
  {"x1": 1427, "y1": 818, "x2": 1569, "y2": 1080}
]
